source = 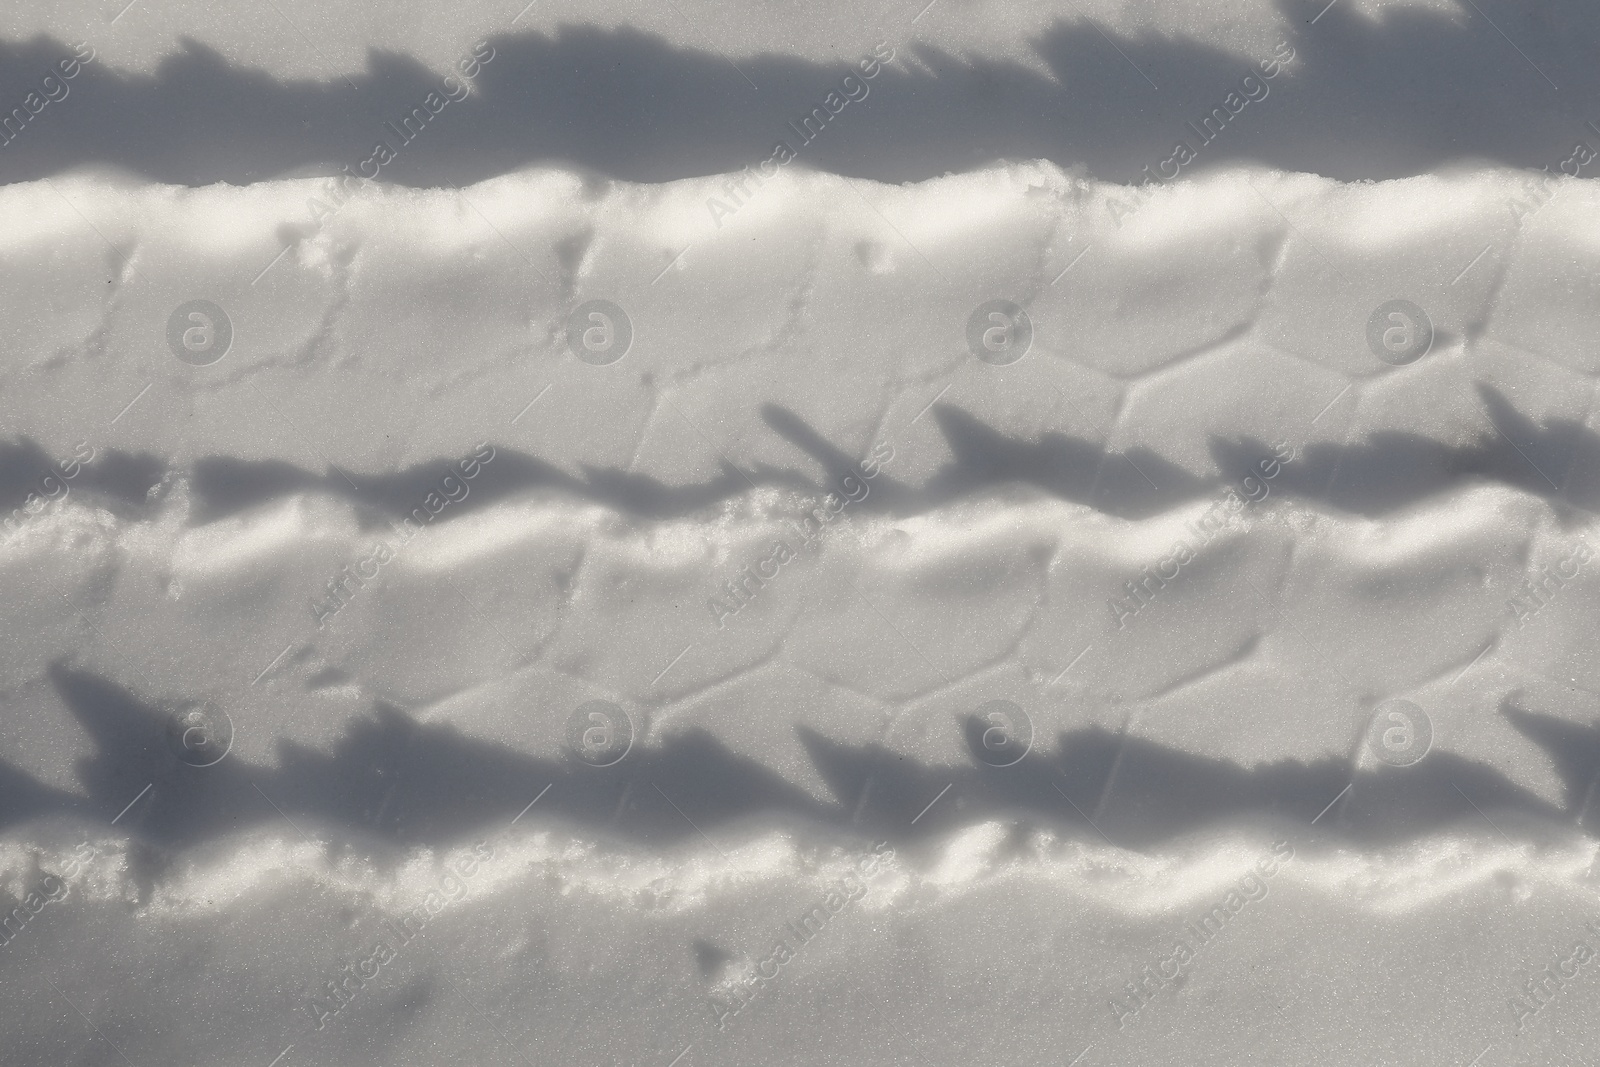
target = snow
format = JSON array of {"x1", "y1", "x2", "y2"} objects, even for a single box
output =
[{"x1": 7, "y1": 3, "x2": 1600, "y2": 1065}]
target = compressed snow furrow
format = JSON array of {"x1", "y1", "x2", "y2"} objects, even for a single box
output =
[
  {"x1": 2, "y1": 480, "x2": 1597, "y2": 832},
  {"x1": 0, "y1": 481, "x2": 1560, "y2": 698},
  {"x1": 3, "y1": 166, "x2": 1599, "y2": 495}
]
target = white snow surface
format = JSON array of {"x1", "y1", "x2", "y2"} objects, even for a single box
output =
[{"x1": 6, "y1": 162, "x2": 1600, "y2": 1064}]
